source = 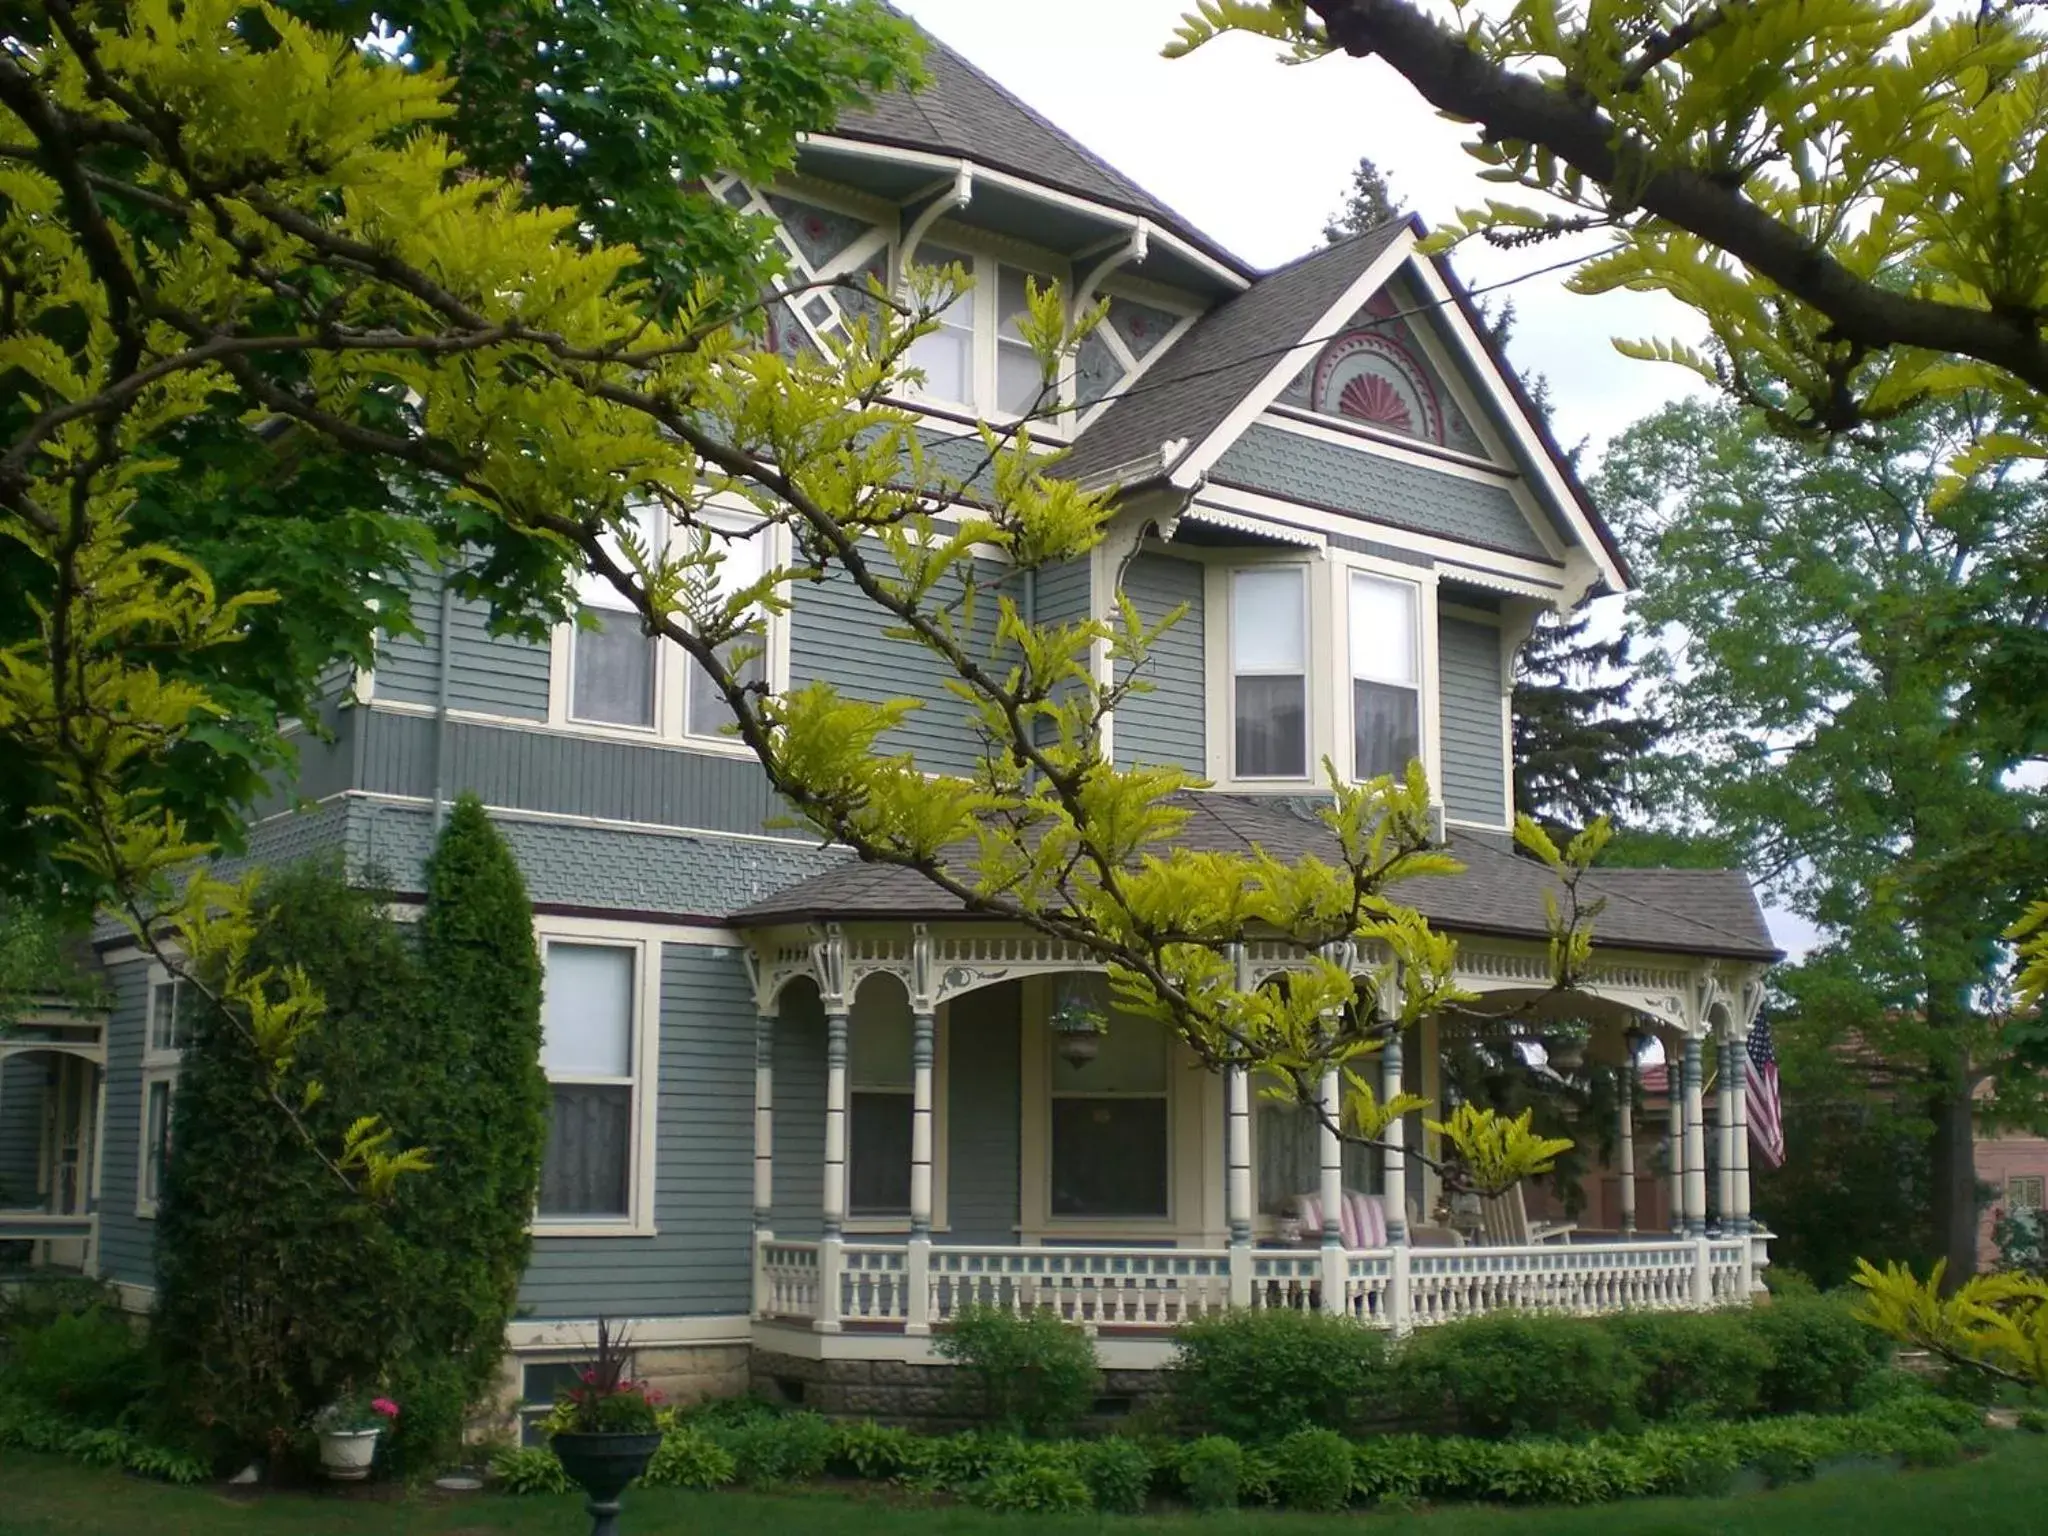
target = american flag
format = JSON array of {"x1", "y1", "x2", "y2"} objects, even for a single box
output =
[{"x1": 1746, "y1": 1012, "x2": 1786, "y2": 1168}]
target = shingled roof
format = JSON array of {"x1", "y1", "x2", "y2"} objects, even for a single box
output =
[
  {"x1": 1060, "y1": 222, "x2": 1411, "y2": 487},
  {"x1": 835, "y1": 23, "x2": 1244, "y2": 274},
  {"x1": 730, "y1": 793, "x2": 1779, "y2": 962}
]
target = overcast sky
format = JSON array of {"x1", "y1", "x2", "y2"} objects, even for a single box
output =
[{"x1": 890, "y1": 2, "x2": 1818, "y2": 961}]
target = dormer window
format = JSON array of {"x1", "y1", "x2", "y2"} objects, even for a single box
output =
[
  {"x1": 1349, "y1": 572, "x2": 1421, "y2": 781},
  {"x1": 1230, "y1": 566, "x2": 1309, "y2": 779},
  {"x1": 902, "y1": 245, "x2": 1065, "y2": 423}
]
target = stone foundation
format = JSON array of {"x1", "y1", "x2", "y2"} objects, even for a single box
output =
[{"x1": 749, "y1": 1348, "x2": 1168, "y2": 1430}]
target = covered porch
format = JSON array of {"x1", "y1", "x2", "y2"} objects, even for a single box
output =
[
  {"x1": 0, "y1": 1003, "x2": 108, "y2": 1275},
  {"x1": 736, "y1": 864, "x2": 1775, "y2": 1360}
]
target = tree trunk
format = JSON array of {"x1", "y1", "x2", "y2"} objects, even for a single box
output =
[{"x1": 1927, "y1": 1079, "x2": 1980, "y2": 1288}]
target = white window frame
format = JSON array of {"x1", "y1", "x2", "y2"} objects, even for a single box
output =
[
  {"x1": 1224, "y1": 562, "x2": 1313, "y2": 783},
  {"x1": 136, "y1": 966, "x2": 187, "y2": 1219},
  {"x1": 533, "y1": 920, "x2": 664, "y2": 1238},
  {"x1": 896, "y1": 236, "x2": 1073, "y2": 431},
  {"x1": 547, "y1": 505, "x2": 790, "y2": 756},
  {"x1": 1345, "y1": 568, "x2": 1427, "y2": 786}
]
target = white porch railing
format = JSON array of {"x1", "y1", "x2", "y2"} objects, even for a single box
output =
[{"x1": 752, "y1": 1233, "x2": 1761, "y2": 1336}]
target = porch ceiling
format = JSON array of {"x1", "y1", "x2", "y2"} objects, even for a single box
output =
[{"x1": 730, "y1": 793, "x2": 1779, "y2": 963}]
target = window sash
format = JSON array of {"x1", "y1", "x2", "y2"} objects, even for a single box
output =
[
  {"x1": 142, "y1": 1078, "x2": 172, "y2": 1206},
  {"x1": 147, "y1": 978, "x2": 186, "y2": 1057},
  {"x1": 537, "y1": 941, "x2": 640, "y2": 1224},
  {"x1": 849, "y1": 1089, "x2": 914, "y2": 1215},
  {"x1": 538, "y1": 1082, "x2": 633, "y2": 1219},
  {"x1": 1231, "y1": 567, "x2": 1308, "y2": 780},
  {"x1": 2011, "y1": 1176, "x2": 2046, "y2": 1211},
  {"x1": 1353, "y1": 678, "x2": 1421, "y2": 782},
  {"x1": 571, "y1": 609, "x2": 657, "y2": 728}
]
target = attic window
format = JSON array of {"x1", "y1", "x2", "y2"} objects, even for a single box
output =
[{"x1": 900, "y1": 246, "x2": 1066, "y2": 424}]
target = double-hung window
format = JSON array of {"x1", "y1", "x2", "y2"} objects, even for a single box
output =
[
  {"x1": 563, "y1": 506, "x2": 777, "y2": 745},
  {"x1": 538, "y1": 942, "x2": 641, "y2": 1224},
  {"x1": 901, "y1": 246, "x2": 1061, "y2": 421},
  {"x1": 1049, "y1": 1013, "x2": 1170, "y2": 1219},
  {"x1": 1349, "y1": 572, "x2": 1422, "y2": 781},
  {"x1": 2011, "y1": 1175, "x2": 2046, "y2": 1213},
  {"x1": 1231, "y1": 567, "x2": 1309, "y2": 779},
  {"x1": 137, "y1": 973, "x2": 189, "y2": 1217},
  {"x1": 847, "y1": 994, "x2": 914, "y2": 1218}
]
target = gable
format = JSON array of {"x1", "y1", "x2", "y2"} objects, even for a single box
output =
[{"x1": 1274, "y1": 282, "x2": 1491, "y2": 461}]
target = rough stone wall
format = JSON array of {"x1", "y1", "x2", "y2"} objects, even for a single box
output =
[{"x1": 748, "y1": 1348, "x2": 1167, "y2": 1431}]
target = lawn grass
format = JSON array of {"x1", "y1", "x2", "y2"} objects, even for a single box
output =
[{"x1": 2, "y1": 1441, "x2": 2047, "y2": 1535}]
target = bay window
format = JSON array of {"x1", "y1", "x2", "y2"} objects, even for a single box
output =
[
  {"x1": 1231, "y1": 566, "x2": 1309, "y2": 779},
  {"x1": 570, "y1": 506, "x2": 659, "y2": 729},
  {"x1": 538, "y1": 942, "x2": 639, "y2": 1222},
  {"x1": 137, "y1": 971, "x2": 187, "y2": 1218},
  {"x1": 1049, "y1": 1012, "x2": 1170, "y2": 1219},
  {"x1": 1349, "y1": 571, "x2": 1421, "y2": 781}
]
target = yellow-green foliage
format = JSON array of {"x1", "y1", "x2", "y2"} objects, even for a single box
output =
[
  {"x1": 0, "y1": 1, "x2": 1631, "y2": 1193},
  {"x1": 1427, "y1": 1105, "x2": 1576, "y2": 1196},
  {"x1": 1853, "y1": 1259, "x2": 2048, "y2": 1388}
]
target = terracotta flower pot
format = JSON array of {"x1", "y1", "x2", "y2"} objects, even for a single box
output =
[
  {"x1": 552, "y1": 1431, "x2": 662, "y2": 1536},
  {"x1": 317, "y1": 1427, "x2": 381, "y2": 1481}
]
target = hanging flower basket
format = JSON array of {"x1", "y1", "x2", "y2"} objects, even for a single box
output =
[{"x1": 1049, "y1": 978, "x2": 1108, "y2": 1068}]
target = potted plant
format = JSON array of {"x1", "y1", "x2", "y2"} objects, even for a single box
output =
[
  {"x1": 312, "y1": 1391, "x2": 399, "y2": 1481},
  {"x1": 547, "y1": 1320, "x2": 666, "y2": 1536},
  {"x1": 1049, "y1": 976, "x2": 1108, "y2": 1068}
]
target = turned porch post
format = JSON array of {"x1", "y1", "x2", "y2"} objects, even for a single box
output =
[
  {"x1": 906, "y1": 927, "x2": 936, "y2": 1334},
  {"x1": 1318, "y1": 1066, "x2": 1344, "y2": 1315},
  {"x1": 1727, "y1": 1008, "x2": 1753, "y2": 1237},
  {"x1": 1716, "y1": 1027, "x2": 1736, "y2": 1232},
  {"x1": 1681, "y1": 1036, "x2": 1707, "y2": 1238},
  {"x1": 814, "y1": 927, "x2": 848, "y2": 1333},
  {"x1": 1617, "y1": 1033, "x2": 1637, "y2": 1236},
  {"x1": 1227, "y1": 1064, "x2": 1253, "y2": 1306},
  {"x1": 1380, "y1": 1029, "x2": 1407, "y2": 1244},
  {"x1": 751, "y1": 1009, "x2": 775, "y2": 1317}
]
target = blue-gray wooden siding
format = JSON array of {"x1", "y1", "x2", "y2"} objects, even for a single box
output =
[
  {"x1": 376, "y1": 582, "x2": 552, "y2": 720},
  {"x1": 93, "y1": 958, "x2": 154, "y2": 1289},
  {"x1": 519, "y1": 943, "x2": 756, "y2": 1319},
  {"x1": 769, "y1": 983, "x2": 825, "y2": 1239},
  {"x1": 788, "y1": 548, "x2": 1009, "y2": 775},
  {"x1": 1030, "y1": 556, "x2": 1094, "y2": 750},
  {"x1": 1211, "y1": 424, "x2": 1556, "y2": 563},
  {"x1": 0, "y1": 1056, "x2": 44, "y2": 1209},
  {"x1": 1114, "y1": 553, "x2": 1205, "y2": 774},
  {"x1": 1438, "y1": 615, "x2": 1509, "y2": 826}
]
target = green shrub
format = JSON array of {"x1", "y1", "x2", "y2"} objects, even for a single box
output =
[
  {"x1": 1749, "y1": 1294, "x2": 1889, "y2": 1414},
  {"x1": 971, "y1": 1456, "x2": 1093, "y2": 1514},
  {"x1": 1481, "y1": 1438, "x2": 1636, "y2": 1505},
  {"x1": 1269, "y1": 1427, "x2": 1353, "y2": 1512},
  {"x1": 641, "y1": 1427, "x2": 737, "y2": 1490},
  {"x1": 1602, "y1": 1310, "x2": 1770, "y2": 1422},
  {"x1": 1178, "y1": 1434, "x2": 1245, "y2": 1511},
  {"x1": 2018, "y1": 1408, "x2": 2048, "y2": 1433},
  {"x1": 490, "y1": 1446, "x2": 572, "y2": 1495},
  {"x1": 1166, "y1": 1308, "x2": 1388, "y2": 1441},
  {"x1": 1626, "y1": 1426, "x2": 1742, "y2": 1497},
  {"x1": 908, "y1": 1430, "x2": 1011, "y2": 1493},
  {"x1": 934, "y1": 1304, "x2": 1099, "y2": 1439},
  {"x1": 828, "y1": 1419, "x2": 926, "y2": 1481},
  {"x1": 1073, "y1": 1437, "x2": 1152, "y2": 1514},
  {"x1": 1392, "y1": 1313, "x2": 1642, "y2": 1438},
  {"x1": 714, "y1": 1408, "x2": 832, "y2": 1486},
  {"x1": 0, "y1": 1305, "x2": 147, "y2": 1427}
]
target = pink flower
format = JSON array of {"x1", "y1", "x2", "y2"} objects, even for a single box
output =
[
  {"x1": 371, "y1": 1398, "x2": 400, "y2": 1420},
  {"x1": 581, "y1": 1369, "x2": 597, "y2": 1385}
]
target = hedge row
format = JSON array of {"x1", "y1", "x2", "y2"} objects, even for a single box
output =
[
  {"x1": 1165, "y1": 1296, "x2": 1891, "y2": 1442},
  {"x1": 488, "y1": 1388, "x2": 1989, "y2": 1515}
]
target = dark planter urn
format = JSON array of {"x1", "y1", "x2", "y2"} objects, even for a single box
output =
[{"x1": 552, "y1": 1432, "x2": 662, "y2": 1536}]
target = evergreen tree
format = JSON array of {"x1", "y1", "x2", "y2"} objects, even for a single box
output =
[
  {"x1": 1512, "y1": 610, "x2": 1664, "y2": 837},
  {"x1": 1324, "y1": 154, "x2": 1406, "y2": 239}
]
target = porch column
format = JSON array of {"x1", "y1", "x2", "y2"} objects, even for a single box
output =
[
  {"x1": 1727, "y1": 1016, "x2": 1753, "y2": 1236},
  {"x1": 752, "y1": 1010, "x2": 775, "y2": 1318},
  {"x1": 1318, "y1": 1067, "x2": 1344, "y2": 1316},
  {"x1": 1380, "y1": 1031, "x2": 1407, "y2": 1244},
  {"x1": 1681, "y1": 1036, "x2": 1707, "y2": 1238},
  {"x1": 906, "y1": 1003, "x2": 936, "y2": 1335},
  {"x1": 818, "y1": 1003, "x2": 849, "y2": 1332},
  {"x1": 1617, "y1": 1041, "x2": 1637, "y2": 1236},
  {"x1": 1716, "y1": 1029, "x2": 1736, "y2": 1232},
  {"x1": 1667, "y1": 1120, "x2": 1684, "y2": 1236},
  {"x1": 1226, "y1": 1065, "x2": 1252, "y2": 1307}
]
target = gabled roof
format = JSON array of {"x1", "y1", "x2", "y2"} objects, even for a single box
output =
[
  {"x1": 1060, "y1": 222, "x2": 1410, "y2": 487},
  {"x1": 731, "y1": 793, "x2": 1779, "y2": 963},
  {"x1": 834, "y1": 22, "x2": 1245, "y2": 276}
]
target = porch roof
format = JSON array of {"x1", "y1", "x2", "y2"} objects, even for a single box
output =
[{"x1": 730, "y1": 793, "x2": 1780, "y2": 962}]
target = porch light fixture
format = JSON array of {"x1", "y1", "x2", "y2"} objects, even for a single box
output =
[{"x1": 1050, "y1": 975, "x2": 1109, "y2": 1069}]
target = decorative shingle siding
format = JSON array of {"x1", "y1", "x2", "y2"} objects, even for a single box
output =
[
  {"x1": 92, "y1": 958, "x2": 153, "y2": 1290},
  {"x1": 947, "y1": 982, "x2": 1021, "y2": 1243},
  {"x1": 1438, "y1": 616, "x2": 1509, "y2": 827},
  {"x1": 519, "y1": 943, "x2": 756, "y2": 1319},
  {"x1": 1114, "y1": 553, "x2": 1205, "y2": 774},
  {"x1": 1211, "y1": 424, "x2": 1554, "y2": 562},
  {"x1": 789, "y1": 549, "x2": 1008, "y2": 775},
  {"x1": 346, "y1": 799, "x2": 847, "y2": 917},
  {"x1": 770, "y1": 984, "x2": 826, "y2": 1240},
  {"x1": 376, "y1": 583, "x2": 551, "y2": 721},
  {"x1": 353, "y1": 711, "x2": 789, "y2": 838}
]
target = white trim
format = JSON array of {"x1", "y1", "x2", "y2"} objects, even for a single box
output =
[
  {"x1": 1170, "y1": 230, "x2": 1418, "y2": 489},
  {"x1": 529, "y1": 912, "x2": 745, "y2": 948},
  {"x1": 1342, "y1": 564, "x2": 1435, "y2": 792},
  {"x1": 135, "y1": 1069, "x2": 176, "y2": 1220},
  {"x1": 892, "y1": 230, "x2": 1076, "y2": 433},
  {"x1": 841, "y1": 997, "x2": 953, "y2": 1232},
  {"x1": 796, "y1": 134, "x2": 1252, "y2": 294},
  {"x1": 506, "y1": 1314, "x2": 752, "y2": 1351},
  {"x1": 1401, "y1": 256, "x2": 1628, "y2": 597},
  {"x1": 531, "y1": 925, "x2": 666, "y2": 1238}
]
